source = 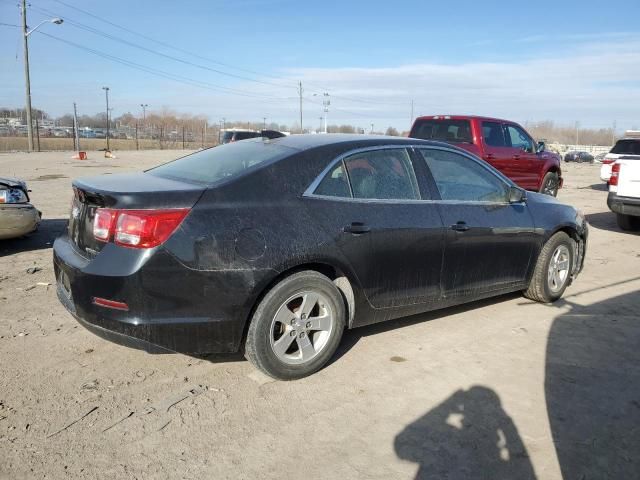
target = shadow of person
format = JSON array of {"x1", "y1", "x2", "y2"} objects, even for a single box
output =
[
  {"x1": 395, "y1": 386, "x2": 536, "y2": 480},
  {"x1": 546, "y1": 289, "x2": 640, "y2": 479}
]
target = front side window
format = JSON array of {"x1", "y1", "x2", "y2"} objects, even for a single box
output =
[
  {"x1": 418, "y1": 148, "x2": 509, "y2": 202},
  {"x1": 313, "y1": 148, "x2": 420, "y2": 200},
  {"x1": 506, "y1": 125, "x2": 534, "y2": 153},
  {"x1": 482, "y1": 121, "x2": 507, "y2": 147}
]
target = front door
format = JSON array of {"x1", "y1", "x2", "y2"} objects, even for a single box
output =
[
  {"x1": 504, "y1": 123, "x2": 540, "y2": 190},
  {"x1": 416, "y1": 147, "x2": 537, "y2": 298}
]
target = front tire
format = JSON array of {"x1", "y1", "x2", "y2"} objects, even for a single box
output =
[
  {"x1": 245, "y1": 271, "x2": 346, "y2": 380},
  {"x1": 524, "y1": 232, "x2": 574, "y2": 303},
  {"x1": 539, "y1": 172, "x2": 559, "y2": 197}
]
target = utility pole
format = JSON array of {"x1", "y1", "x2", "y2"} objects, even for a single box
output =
[
  {"x1": 102, "y1": 86, "x2": 110, "y2": 150},
  {"x1": 612, "y1": 120, "x2": 617, "y2": 145},
  {"x1": 263, "y1": 117, "x2": 266, "y2": 130},
  {"x1": 73, "y1": 102, "x2": 80, "y2": 152},
  {"x1": 322, "y1": 93, "x2": 330, "y2": 134},
  {"x1": 370, "y1": 123, "x2": 374, "y2": 134},
  {"x1": 298, "y1": 81, "x2": 303, "y2": 134},
  {"x1": 140, "y1": 103, "x2": 149, "y2": 123},
  {"x1": 21, "y1": 0, "x2": 33, "y2": 152},
  {"x1": 318, "y1": 116, "x2": 323, "y2": 133}
]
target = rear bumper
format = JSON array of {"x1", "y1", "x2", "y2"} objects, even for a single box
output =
[
  {"x1": 608, "y1": 192, "x2": 640, "y2": 217},
  {"x1": 53, "y1": 234, "x2": 247, "y2": 354}
]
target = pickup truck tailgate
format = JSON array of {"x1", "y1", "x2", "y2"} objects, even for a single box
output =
[{"x1": 617, "y1": 160, "x2": 640, "y2": 198}]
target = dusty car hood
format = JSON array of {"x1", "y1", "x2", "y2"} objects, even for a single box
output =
[{"x1": 0, "y1": 177, "x2": 27, "y2": 189}]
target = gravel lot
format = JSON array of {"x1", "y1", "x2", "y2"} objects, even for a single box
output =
[{"x1": 1, "y1": 150, "x2": 639, "y2": 479}]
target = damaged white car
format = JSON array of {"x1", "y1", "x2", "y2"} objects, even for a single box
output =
[{"x1": 0, "y1": 177, "x2": 41, "y2": 240}]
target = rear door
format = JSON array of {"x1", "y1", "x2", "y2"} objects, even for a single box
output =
[
  {"x1": 479, "y1": 120, "x2": 520, "y2": 182},
  {"x1": 415, "y1": 147, "x2": 537, "y2": 298},
  {"x1": 504, "y1": 123, "x2": 540, "y2": 189},
  {"x1": 307, "y1": 146, "x2": 445, "y2": 311}
]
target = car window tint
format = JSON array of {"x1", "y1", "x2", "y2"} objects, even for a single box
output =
[
  {"x1": 482, "y1": 121, "x2": 507, "y2": 147},
  {"x1": 148, "y1": 139, "x2": 294, "y2": 185},
  {"x1": 343, "y1": 149, "x2": 420, "y2": 200},
  {"x1": 314, "y1": 162, "x2": 351, "y2": 198},
  {"x1": 506, "y1": 125, "x2": 534, "y2": 153},
  {"x1": 411, "y1": 119, "x2": 472, "y2": 143},
  {"x1": 418, "y1": 149, "x2": 509, "y2": 202},
  {"x1": 611, "y1": 140, "x2": 640, "y2": 155}
]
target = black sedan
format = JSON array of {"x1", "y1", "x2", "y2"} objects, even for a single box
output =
[
  {"x1": 53, "y1": 135, "x2": 588, "y2": 379},
  {"x1": 564, "y1": 151, "x2": 594, "y2": 163}
]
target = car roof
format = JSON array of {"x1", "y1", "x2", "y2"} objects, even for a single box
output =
[
  {"x1": 259, "y1": 133, "x2": 445, "y2": 151},
  {"x1": 414, "y1": 114, "x2": 518, "y2": 124}
]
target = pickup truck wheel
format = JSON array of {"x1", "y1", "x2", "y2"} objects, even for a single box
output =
[
  {"x1": 245, "y1": 271, "x2": 346, "y2": 380},
  {"x1": 524, "y1": 231, "x2": 573, "y2": 303},
  {"x1": 540, "y1": 172, "x2": 559, "y2": 197},
  {"x1": 616, "y1": 213, "x2": 640, "y2": 231}
]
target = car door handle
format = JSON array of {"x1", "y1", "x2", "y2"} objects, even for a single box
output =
[
  {"x1": 344, "y1": 222, "x2": 371, "y2": 234},
  {"x1": 451, "y1": 221, "x2": 470, "y2": 232},
  {"x1": 484, "y1": 153, "x2": 495, "y2": 160},
  {"x1": 513, "y1": 154, "x2": 521, "y2": 160}
]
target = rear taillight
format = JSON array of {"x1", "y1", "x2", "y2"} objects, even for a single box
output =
[
  {"x1": 93, "y1": 208, "x2": 117, "y2": 242},
  {"x1": 610, "y1": 163, "x2": 621, "y2": 186},
  {"x1": 93, "y1": 208, "x2": 189, "y2": 248},
  {"x1": 602, "y1": 157, "x2": 616, "y2": 164}
]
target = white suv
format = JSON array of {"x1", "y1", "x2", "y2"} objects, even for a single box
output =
[
  {"x1": 601, "y1": 138, "x2": 640, "y2": 183},
  {"x1": 608, "y1": 156, "x2": 640, "y2": 230}
]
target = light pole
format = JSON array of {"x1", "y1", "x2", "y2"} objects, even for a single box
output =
[
  {"x1": 21, "y1": 1, "x2": 63, "y2": 152},
  {"x1": 140, "y1": 103, "x2": 149, "y2": 123},
  {"x1": 102, "y1": 87, "x2": 110, "y2": 150},
  {"x1": 263, "y1": 117, "x2": 267, "y2": 130}
]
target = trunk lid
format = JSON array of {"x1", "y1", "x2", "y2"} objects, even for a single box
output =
[{"x1": 69, "y1": 172, "x2": 204, "y2": 256}]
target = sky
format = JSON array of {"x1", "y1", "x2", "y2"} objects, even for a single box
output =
[{"x1": 1, "y1": 0, "x2": 639, "y2": 132}]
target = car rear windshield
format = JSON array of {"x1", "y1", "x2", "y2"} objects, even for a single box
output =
[
  {"x1": 611, "y1": 139, "x2": 640, "y2": 155},
  {"x1": 147, "y1": 140, "x2": 295, "y2": 185},
  {"x1": 410, "y1": 119, "x2": 472, "y2": 143}
]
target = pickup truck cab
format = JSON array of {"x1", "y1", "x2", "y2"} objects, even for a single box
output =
[
  {"x1": 409, "y1": 115, "x2": 563, "y2": 196},
  {"x1": 608, "y1": 158, "x2": 640, "y2": 230}
]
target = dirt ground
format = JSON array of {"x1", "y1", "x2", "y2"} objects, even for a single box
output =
[{"x1": 1, "y1": 150, "x2": 638, "y2": 480}]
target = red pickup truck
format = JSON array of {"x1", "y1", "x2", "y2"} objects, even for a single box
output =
[{"x1": 409, "y1": 115, "x2": 563, "y2": 196}]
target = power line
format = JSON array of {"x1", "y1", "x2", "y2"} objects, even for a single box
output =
[
  {"x1": 30, "y1": 4, "x2": 295, "y2": 91},
  {"x1": 36, "y1": 31, "x2": 295, "y2": 102},
  {"x1": 47, "y1": 0, "x2": 409, "y2": 108},
  {"x1": 49, "y1": 0, "x2": 298, "y2": 89}
]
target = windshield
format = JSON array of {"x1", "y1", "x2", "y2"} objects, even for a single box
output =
[
  {"x1": 411, "y1": 119, "x2": 473, "y2": 143},
  {"x1": 611, "y1": 140, "x2": 640, "y2": 155},
  {"x1": 148, "y1": 139, "x2": 296, "y2": 185}
]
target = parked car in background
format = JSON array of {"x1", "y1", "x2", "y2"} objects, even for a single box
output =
[
  {"x1": 564, "y1": 151, "x2": 594, "y2": 163},
  {"x1": 0, "y1": 177, "x2": 41, "y2": 240},
  {"x1": 53, "y1": 134, "x2": 587, "y2": 380},
  {"x1": 607, "y1": 157, "x2": 640, "y2": 230},
  {"x1": 409, "y1": 115, "x2": 563, "y2": 196},
  {"x1": 600, "y1": 138, "x2": 640, "y2": 183}
]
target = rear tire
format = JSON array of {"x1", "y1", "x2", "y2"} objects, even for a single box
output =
[
  {"x1": 616, "y1": 213, "x2": 640, "y2": 231},
  {"x1": 524, "y1": 232, "x2": 574, "y2": 303},
  {"x1": 245, "y1": 271, "x2": 346, "y2": 380},
  {"x1": 539, "y1": 172, "x2": 559, "y2": 197}
]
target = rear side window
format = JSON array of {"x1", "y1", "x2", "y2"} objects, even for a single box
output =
[
  {"x1": 482, "y1": 121, "x2": 507, "y2": 147},
  {"x1": 411, "y1": 119, "x2": 472, "y2": 143},
  {"x1": 611, "y1": 140, "x2": 640, "y2": 155},
  {"x1": 148, "y1": 140, "x2": 294, "y2": 185},
  {"x1": 313, "y1": 149, "x2": 420, "y2": 200},
  {"x1": 418, "y1": 148, "x2": 509, "y2": 202}
]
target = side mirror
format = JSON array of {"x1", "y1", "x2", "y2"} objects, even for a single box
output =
[
  {"x1": 537, "y1": 141, "x2": 546, "y2": 153},
  {"x1": 509, "y1": 186, "x2": 526, "y2": 203}
]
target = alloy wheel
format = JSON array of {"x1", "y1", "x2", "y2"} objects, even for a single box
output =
[
  {"x1": 547, "y1": 245, "x2": 570, "y2": 293},
  {"x1": 269, "y1": 291, "x2": 335, "y2": 365}
]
